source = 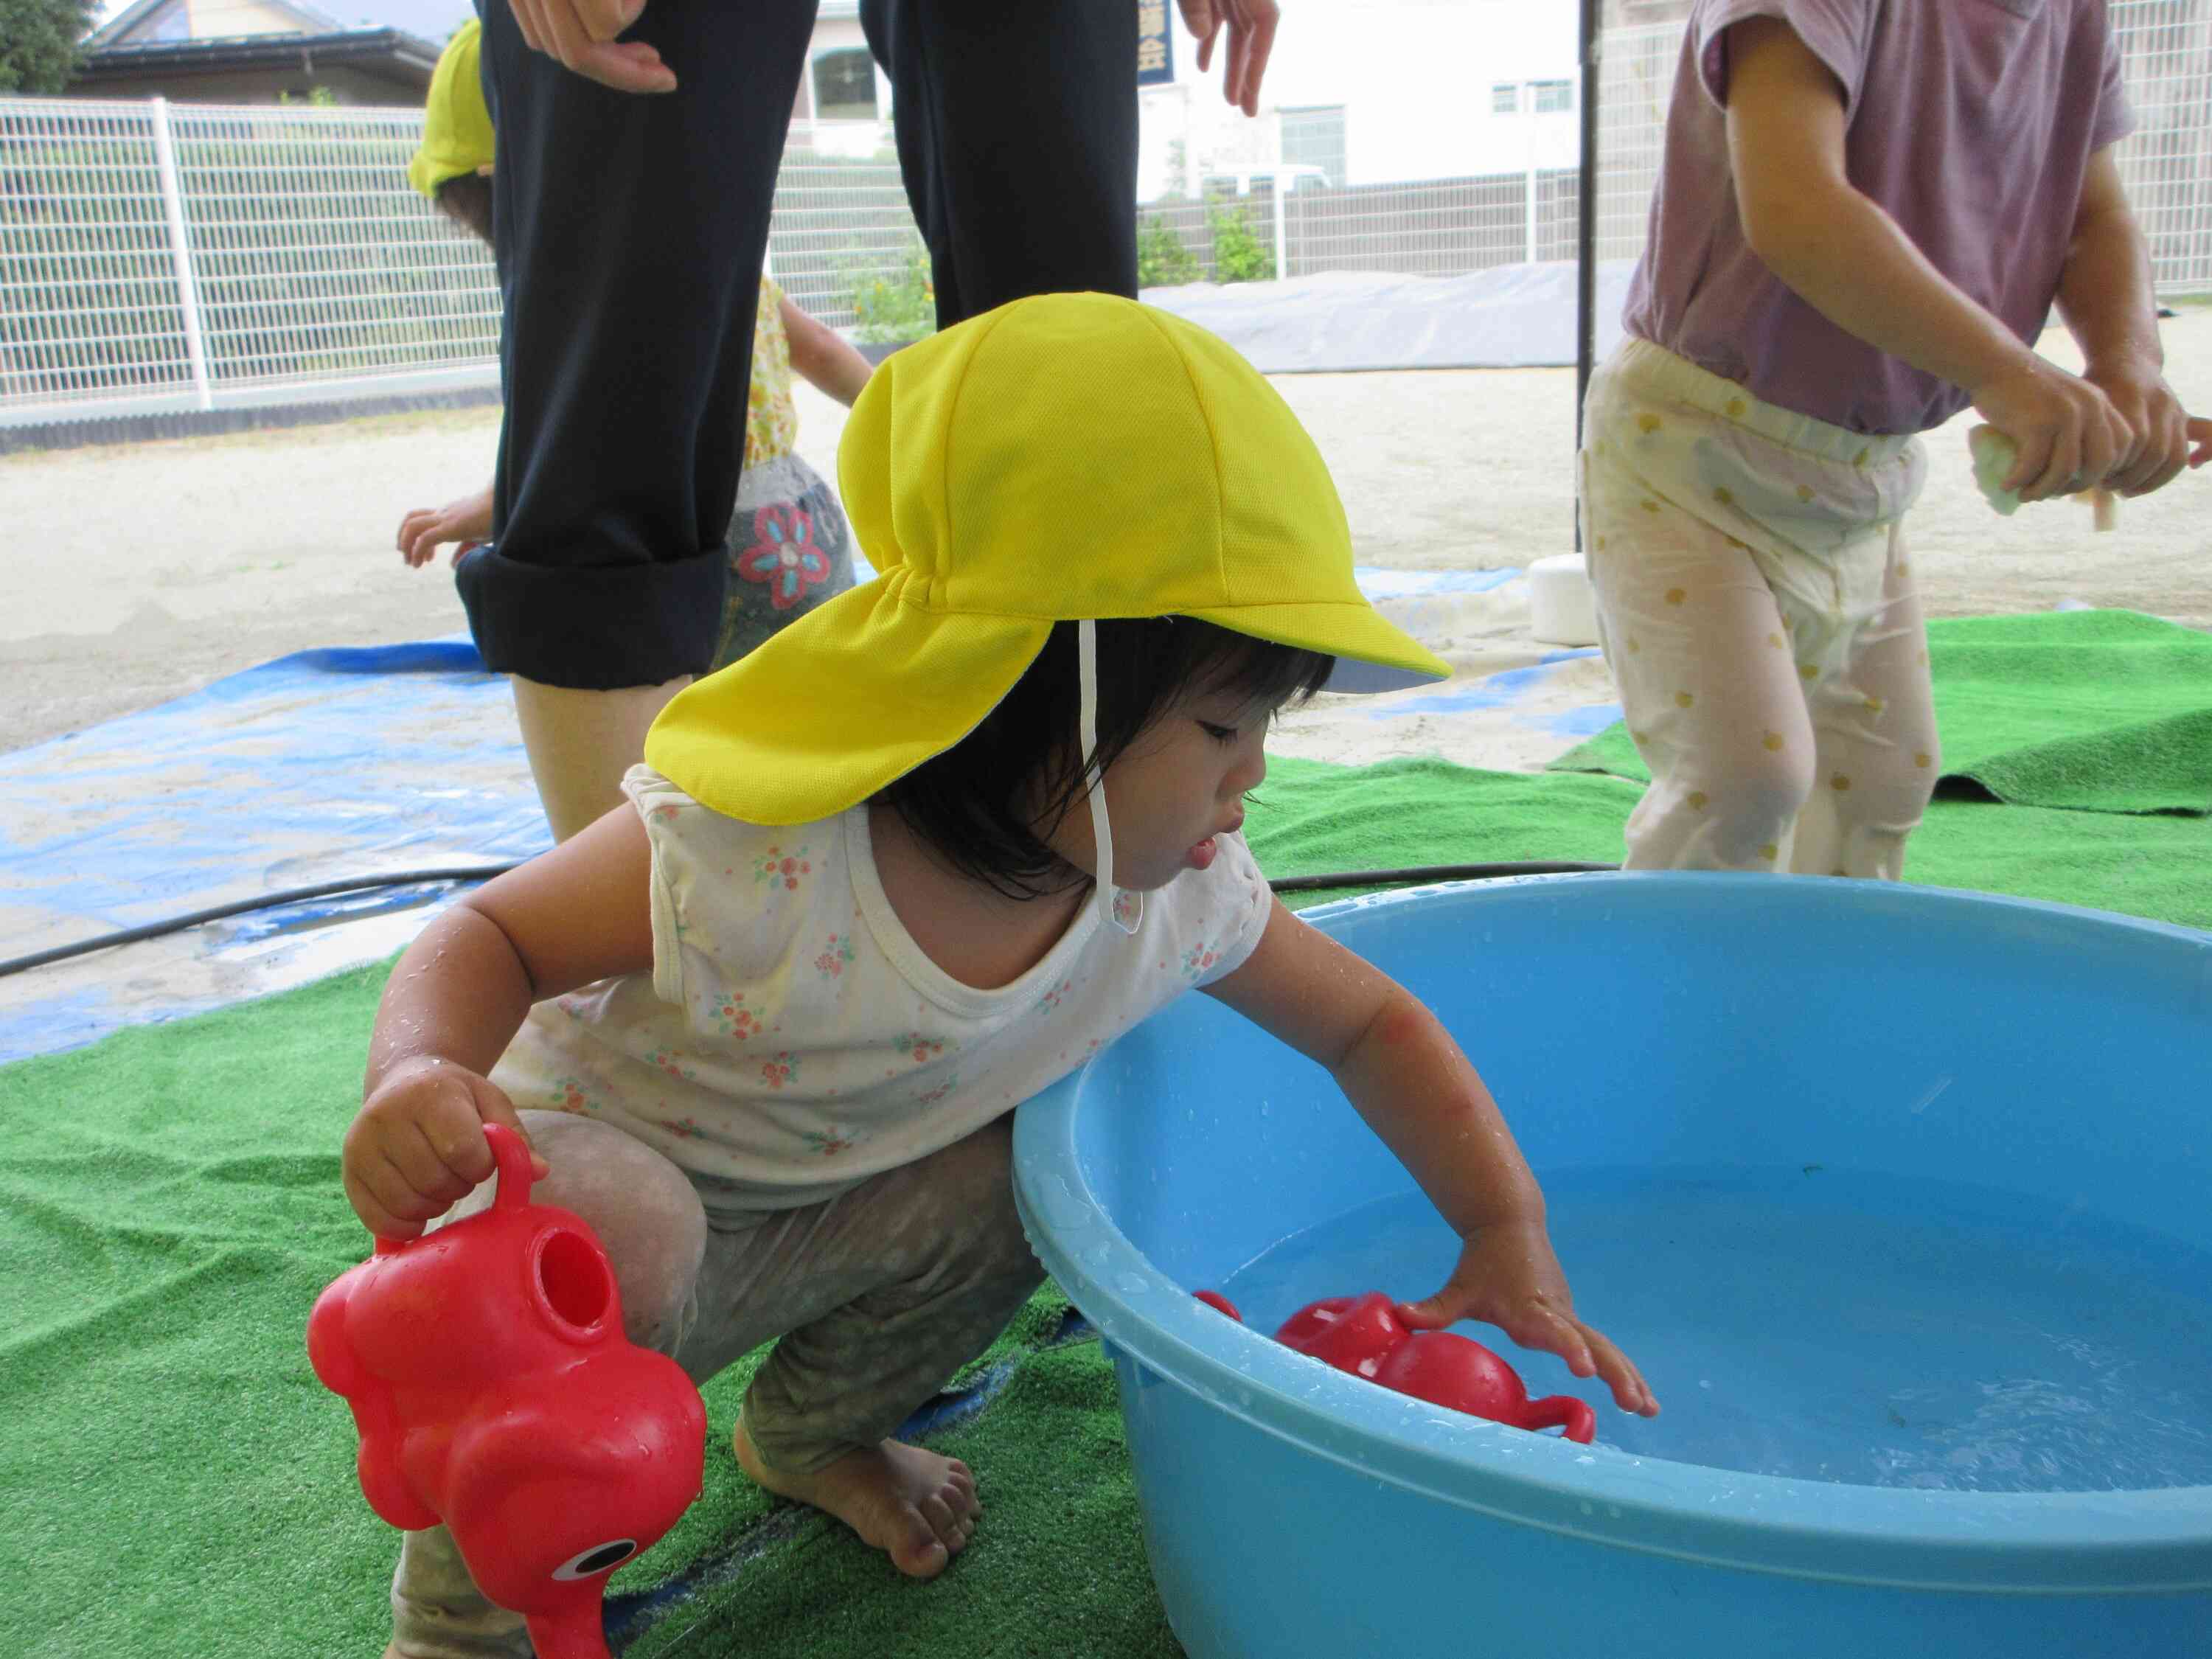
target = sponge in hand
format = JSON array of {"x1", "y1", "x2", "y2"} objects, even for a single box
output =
[
  {"x1": 1967, "y1": 424, "x2": 2118, "y2": 529},
  {"x1": 1969, "y1": 424, "x2": 2023, "y2": 516}
]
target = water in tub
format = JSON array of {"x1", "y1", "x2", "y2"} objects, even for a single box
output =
[{"x1": 1218, "y1": 1168, "x2": 2212, "y2": 1493}]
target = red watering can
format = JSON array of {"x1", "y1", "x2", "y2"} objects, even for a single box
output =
[
  {"x1": 1194, "y1": 1288, "x2": 1595, "y2": 1444},
  {"x1": 308, "y1": 1123, "x2": 707, "y2": 1659}
]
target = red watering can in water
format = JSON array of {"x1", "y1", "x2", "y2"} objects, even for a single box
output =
[
  {"x1": 307, "y1": 1123, "x2": 706, "y2": 1659},
  {"x1": 1194, "y1": 1288, "x2": 1596, "y2": 1444}
]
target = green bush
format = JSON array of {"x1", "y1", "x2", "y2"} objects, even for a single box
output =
[
  {"x1": 1136, "y1": 214, "x2": 1200, "y2": 288},
  {"x1": 1208, "y1": 203, "x2": 1276, "y2": 284},
  {"x1": 843, "y1": 238, "x2": 936, "y2": 344}
]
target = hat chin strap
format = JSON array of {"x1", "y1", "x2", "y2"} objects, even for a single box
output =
[{"x1": 1078, "y1": 619, "x2": 1142, "y2": 937}]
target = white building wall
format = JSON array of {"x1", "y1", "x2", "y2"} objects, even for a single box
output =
[{"x1": 1138, "y1": 0, "x2": 1582, "y2": 199}]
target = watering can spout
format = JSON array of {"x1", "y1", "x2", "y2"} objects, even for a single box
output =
[{"x1": 524, "y1": 1607, "x2": 614, "y2": 1659}]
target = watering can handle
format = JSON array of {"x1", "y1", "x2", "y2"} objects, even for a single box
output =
[
  {"x1": 369, "y1": 1124, "x2": 535, "y2": 1256},
  {"x1": 482, "y1": 1121, "x2": 537, "y2": 1211},
  {"x1": 1519, "y1": 1394, "x2": 1597, "y2": 1446}
]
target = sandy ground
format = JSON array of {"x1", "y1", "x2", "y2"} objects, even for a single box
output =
[{"x1": 5, "y1": 315, "x2": 2210, "y2": 754}]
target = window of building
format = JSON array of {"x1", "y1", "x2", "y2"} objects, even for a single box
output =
[
  {"x1": 813, "y1": 49, "x2": 877, "y2": 120},
  {"x1": 1280, "y1": 104, "x2": 1346, "y2": 188},
  {"x1": 1532, "y1": 79, "x2": 1573, "y2": 113},
  {"x1": 1491, "y1": 82, "x2": 1519, "y2": 115}
]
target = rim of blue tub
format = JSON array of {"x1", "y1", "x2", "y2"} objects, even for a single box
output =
[{"x1": 1011, "y1": 872, "x2": 2212, "y2": 1596}]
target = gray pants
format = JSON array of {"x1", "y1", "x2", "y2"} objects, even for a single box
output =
[{"x1": 387, "y1": 1109, "x2": 1043, "y2": 1658}]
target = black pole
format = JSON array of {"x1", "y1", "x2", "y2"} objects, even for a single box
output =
[{"x1": 1573, "y1": 0, "x2": 1601, "y2": 551}]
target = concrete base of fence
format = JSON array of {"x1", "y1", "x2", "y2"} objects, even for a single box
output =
[{"x1": 0, "y1": 380, "x2": 504, "y2": 457}]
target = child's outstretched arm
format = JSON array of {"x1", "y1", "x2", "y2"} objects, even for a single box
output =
[
  {"x1": 394, "y1": 481, "x2": 495, "y2": 568},
  {"x1": 2053, "y1": 148, "x2": 2212, "y2": 495},
  {"x1": 1203, "y1": 900, "x2": 1658, "y2": 1416},
  {"x1": 1723, "y1": 17, "x2": 2132, "y2": 503},
  {"x1": 344, "y1": 804, "x2": 655, "y2": 1239},
  {"x1": 781, "y1": 299, "x2": 874, "y2": 408}
]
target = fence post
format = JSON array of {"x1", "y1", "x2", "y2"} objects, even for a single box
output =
[
  {"x1": 1524, "y1": 86, "x2": 1540, "y2": 262},
  {"x1": 149, "y1": 98, "x2": 215, "y2": 412}
]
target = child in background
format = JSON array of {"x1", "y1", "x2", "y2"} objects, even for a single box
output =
[
  {"x1": 395, "y1": 22, "x2": 874, "y2": 747},
  {"x1": 344, "y1": 294, "x2": 1657, "y2": 1658},
  {"x1": 1582, "y1": 0, "x2": 2211, "y2": 877}
]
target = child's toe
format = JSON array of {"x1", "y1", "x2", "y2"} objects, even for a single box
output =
[{"x1": 890, "y1": 1506, "x2": 953, "y2": 1576}]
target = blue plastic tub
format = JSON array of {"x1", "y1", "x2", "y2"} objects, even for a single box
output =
[{"x1": 1012, "y1": 874, "x2": 2212, "y2": 1658}]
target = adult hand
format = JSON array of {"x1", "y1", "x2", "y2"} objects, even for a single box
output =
[
  {"x1": 2082, "y1": 355, "x2": 2208, "y2": 497},
  {"x1": 507, "y1": 0, "x2": 677, "y2": 93},
  {"x1": 1175, "y1": 0, "x2": 1281, "y2": 118},
  {"x1": 396, "y1": 484, "x2": 495, "y2": 568},
  {"x1": 1397, "y1": 1217, "x2": 1659, "y2": 1416},
  {"x1": 1969, "y1": 355, "x2": 2134, "y2": 504}
]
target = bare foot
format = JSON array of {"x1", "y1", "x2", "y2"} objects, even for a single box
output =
[{"x1": 732, "y1": 1419, "x2": 980, "y2": 1579}]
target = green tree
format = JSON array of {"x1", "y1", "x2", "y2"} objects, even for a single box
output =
[
  {"x1": 1136, "y1": 214, "x2": 1200, "y2": 288},
  {"x1": 1208, "y1": 202, "x2": 1276, "y2": 284},
  {"x1": 0, "y1": 0, "x2": 97, "y2": 94}
]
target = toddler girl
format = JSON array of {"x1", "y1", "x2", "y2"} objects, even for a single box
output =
[{"x1": 345, "y1": 293, "x2": 1657, "y2": 1658}]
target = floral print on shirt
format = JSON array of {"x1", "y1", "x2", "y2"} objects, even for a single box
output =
[
  {"x1": 644, "y1": 1048, "x2": 700, "y2": 1087},
  {"x1": 742, "y1": 275, "x2": 800, "y2": 468},
  {"x1": 711, "y1": 993, "x2": 767, "y2": 1042},
  {"x1": 528, "y1": 774, "x2": 1274, "y2": 1205},
  {"x1": 802, "y1": 1124, "x2": 859, "y2": 1158},
  {"x1": 754, "y1": 845, "x2": 813, "y2": 892},
  {"x1": 1180, "y1": 940, "x2": 1223, "y2": 981},
  {"x1": 815, "y1": 933, "x2": 858, "y2": 980},
  {"x1": 549, "y1": 1075, "x2": 597, "y2": 1115}
]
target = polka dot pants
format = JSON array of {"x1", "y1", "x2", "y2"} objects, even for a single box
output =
[{"x1": 1579, "y1": 341, "x2": 1942, "y2": 878}]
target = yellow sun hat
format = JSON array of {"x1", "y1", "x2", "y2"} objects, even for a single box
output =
[
  {"x1": 407, "y1": 19, "x2": 495, "y2": 200},
  {"x1": 644, "y1": 291, "x2": 1449, "y2": 827}
]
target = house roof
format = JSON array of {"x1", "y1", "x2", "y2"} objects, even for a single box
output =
[
  {"x1": 73, "y1": 26, "x2": 444, "y2": 86},
  {"x1": 89, "y1": 0, "x2": 345, "y2": 48}
]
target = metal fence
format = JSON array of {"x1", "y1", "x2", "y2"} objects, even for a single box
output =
[
  {"x1": 5, "y1": 4, "x2": 2212, "y2": 425},
  {"x1": 1, "y1": 97, "x2": 497, "y2": 420},
  {"x1": 1596, "y1": 0, "x2": 2212, "y2": 287},
  {"x1": 1137, "y1": 169, "x2": 1583, "y2": 288}
]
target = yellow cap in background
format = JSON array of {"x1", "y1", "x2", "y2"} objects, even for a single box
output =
[{"x1": 407, "y1": 18, "x2": 495, "y2": 200}]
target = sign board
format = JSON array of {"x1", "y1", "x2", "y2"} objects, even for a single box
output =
[{"x1": 1138, "y1": 1, "x2": 1175, "y2": 86}]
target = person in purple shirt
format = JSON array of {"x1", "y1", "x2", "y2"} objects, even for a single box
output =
[{"x1": 1579, "y1": 0, "x2": 2211, "y2": 879}]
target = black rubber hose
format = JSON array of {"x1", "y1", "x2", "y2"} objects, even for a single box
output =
[
  {"x1": 1268, "y1": 860, "x2": 1615, "y2": 893},
  {"x1": 0, "y1": 859, "x2": 1621, "y2": 981},
  {"x1": 0, "y1": 866, "x2": 520, "y2": 979}
]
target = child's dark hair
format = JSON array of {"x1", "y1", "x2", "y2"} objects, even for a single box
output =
[
  {"x1": 880, "y1": 616, "x2": 1332, "y2": 900},
  {"x1": 434, "y1": 171, "x2": 495, "y2": 247}
]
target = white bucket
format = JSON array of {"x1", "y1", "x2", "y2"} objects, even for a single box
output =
[{"x1": 1528, "y1": 552, "x2": 1599, "y2": 647}]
